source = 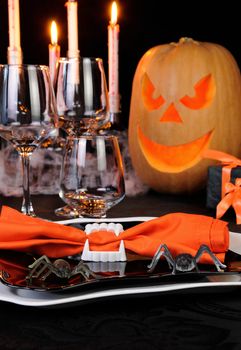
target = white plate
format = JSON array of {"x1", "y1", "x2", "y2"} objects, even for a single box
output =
[{"x1": 1, "y1": 275, "x2": 241, "y2": 308}]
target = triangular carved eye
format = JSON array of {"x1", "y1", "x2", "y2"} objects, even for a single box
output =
[
  {"x1": 142, "y1": 73, "x2": 165, "y2": 110},
  {"x1": 180, "y1": 74, "x2": 216, "y2": 110}
]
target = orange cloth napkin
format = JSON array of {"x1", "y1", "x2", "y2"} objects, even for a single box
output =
[{"x1": 0, "y1": 206, "x2": 229, "y2": 263}]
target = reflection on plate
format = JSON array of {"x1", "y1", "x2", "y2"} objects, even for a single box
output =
[{"x1": 0, "y1": 248, "x2": 240, "y2": 295}]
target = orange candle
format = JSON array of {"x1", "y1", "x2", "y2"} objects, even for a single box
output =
[
  {"x1": 49, "y1": 21, "x2": 60, "y2": 86},
  {"x1": 108, "y1": 1, "x2": 120, "y2": 114}
]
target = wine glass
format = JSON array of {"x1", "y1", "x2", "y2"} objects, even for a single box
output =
[
  {"x1": 56, "y1": 135, "x2": 125, "y2": 218},
  {"x1": 0, "y1": 64, "x2": 58, "y2": 216},
  {"x1": 57, "y1": 56, "x2": 110, "y2": 136},
  {"x1": 55, "y1": 56, "x2": 110, "y2": 217}
]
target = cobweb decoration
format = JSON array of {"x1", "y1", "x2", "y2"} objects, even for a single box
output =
[
  {"x1": 0, "y1": 143, "x2": 63, "y2": 197},
  {"x1": 0, "y1": 131, "x2": 149, "y2": 197},
  {"x1": 115, "y1": 130, "x2": 149, "y2": 197}
]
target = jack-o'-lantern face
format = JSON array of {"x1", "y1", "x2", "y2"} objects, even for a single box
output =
[
  {"x1": 128, "y1": 38, "x2": 241, "y2": 193},
  {"x1": 138, "y1": 73, "x2": 216, "y2": 173}
]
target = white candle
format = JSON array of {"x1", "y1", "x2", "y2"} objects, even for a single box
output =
[
  {"x1": 97, "y1": 137, "x2": 107, "y2": 172},
  {"x1": 49, "y1": 21, "x2": 61, "y2": 86},
  {"x1": 83, "y1": 58, "x2": 93, "y2": 112},
  {"x1": 66, "y1": 0, "x2": 79, "y2": 59},
  {"x1": 108, "y1": 1, "x2": 120, "y2": 113},
  {"x1": 7, "y1": 0, "x2": 22, "y2": 64},
  {"x1": 28, "y1": 66, "x2": 41, "y2": 120}
]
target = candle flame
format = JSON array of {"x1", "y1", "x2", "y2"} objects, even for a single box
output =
[
  {"x1": 110, "y1": 2, "x2": 118, "y2": 25},
  {"x1": 51, "y1": 21, "x2": 58, "y2": 45}
]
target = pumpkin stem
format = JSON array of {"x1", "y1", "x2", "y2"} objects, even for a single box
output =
[{"x1": 179, "y1": 37, "x2": 199, "y2": 45}]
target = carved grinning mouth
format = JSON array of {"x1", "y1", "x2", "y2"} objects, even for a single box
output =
[{"x1": 137, "y1": 126, "x2": 214, "y2": 173}]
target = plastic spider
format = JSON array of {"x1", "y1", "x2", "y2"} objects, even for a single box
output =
[
  {"x1": 26, "y1": 255, "x2": 100, "y2": 282},
  {"x1": 147, "y1": 244, "x2": 227, "y2": 274}
]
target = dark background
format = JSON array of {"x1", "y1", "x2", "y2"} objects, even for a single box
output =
[{"x1": 0, "y1": 0, "x2": 240, "y2": 128}]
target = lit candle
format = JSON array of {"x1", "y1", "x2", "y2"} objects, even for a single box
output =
[
  {"x1": 66, "y1": 0, "x2": 79, "y2": 58},
  {"x1": 7, "y1": 0, "x2": 22, "y2": 64},
  {"x1": 108, "y1": 1, "x2": 120, "y2": 114},
  {"x1": 49, "y1": 21, "x2": 61, "y2": 86}
]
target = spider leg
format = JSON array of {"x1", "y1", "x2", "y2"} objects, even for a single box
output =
[
  {"x1": 147, "y1": 244, "x2": 175, "y2": 273},
  {"x1": 71, "y1": 261, "x2": 101, "y2": 281},
  {"x1": 40, "y1": 263, "x2": 63, "y2": 281},
  {"x1": 194, "y1": 260, "x2": 200, "y2": 273},
  {"x1": 195, "y1": 245, "x2": 227, "y2": 272},
  {"x1": 27, "y1": 255, "x2": 52, "y2": 280},
  {"x1": 27, "y1": 256, "x2": 65, "y2": 281}
]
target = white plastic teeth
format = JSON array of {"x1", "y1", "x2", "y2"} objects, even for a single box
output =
[
  {"x1": 85, "y1": 261, "x2": 126, "y2": 276},
  {"x1": 82, "y1": 223, "x2": 126, "y2": 262},
  {"x1": 84, "y1": 223, "x2": 124, "y2": 236},
  {"x1": 81, "y1": 240, "x2": 127, "y2": 262}
]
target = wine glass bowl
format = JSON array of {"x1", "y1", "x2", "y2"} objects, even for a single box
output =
[
  {"x1": 57, "y1": 57, "x2": 110, "y2": 137},
  {"x1": 57, "y1": 135, "x2": 125, "y2": 218},
  {"x1": 0, "y1": 64, "x2": 58, "y2": 216},
  {"x1": 55, "y1": 56, "x2": 111, "y2": 218}
]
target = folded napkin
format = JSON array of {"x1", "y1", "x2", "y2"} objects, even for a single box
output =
[{"x1": 0, "y1": 206, "x2": 229, "y2": 263}]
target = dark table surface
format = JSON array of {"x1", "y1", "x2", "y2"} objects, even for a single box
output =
[
  {"x1": 3, "y1": 190, "x2": 212, "y2": 220},
  {"x1": 1, "y1": 191, "x2": 241, "y2": 350}
]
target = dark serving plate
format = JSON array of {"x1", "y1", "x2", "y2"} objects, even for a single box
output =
[{"x1": 1, "y1": 220, "x2": 241, "y2": 295}]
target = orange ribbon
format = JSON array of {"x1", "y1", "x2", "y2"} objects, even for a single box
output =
[
  {"x1": 216, "y1": 178, "x2": 241, "y2": 224},
  {"x1": 202, "y1": 149, "x2": 241, "y2": 198}
]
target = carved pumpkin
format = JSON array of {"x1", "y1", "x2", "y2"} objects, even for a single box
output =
[{"x1": 129, "y1": 38, "x2": 241, "y2": 193}]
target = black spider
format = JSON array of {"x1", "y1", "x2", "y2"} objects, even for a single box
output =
[
  {"x1": 26, "y1": 255, "x2": 100, "y2": 282},
  {"x1": 147, "y1": 244, "x2": 227, "y2": 274}
]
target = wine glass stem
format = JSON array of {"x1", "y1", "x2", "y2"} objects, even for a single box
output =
[{"x1": 21, "y1": 154, "x2": 35, "y2": 216}]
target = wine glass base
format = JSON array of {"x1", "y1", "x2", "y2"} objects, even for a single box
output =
[
  {"x1": 55, "y1": 205, "x2": 81, "y2": 218},
  {"x1": 79, "y1": 211, "x2": 107, "y2": 219},
  {"x1": 21, "y1": 211, "x2": 36, "y2": 217},
  {"x1": 71, "y1": 199, "x2": 107, "y2": 218},
  {"x1": 54, "y1": 205, "x2": 107, "y2": 219},
  {"x1": 21, "y1": 202, "x2": 36, "y2": 217}
]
